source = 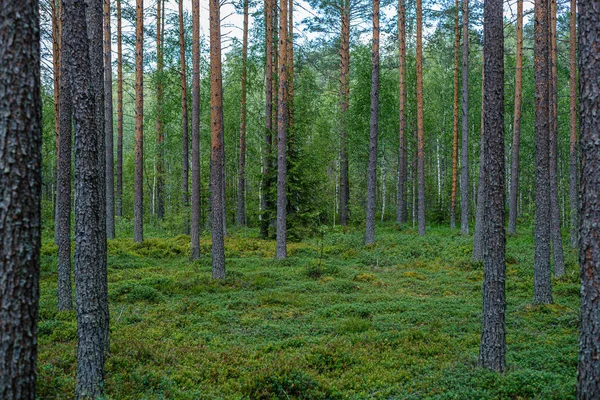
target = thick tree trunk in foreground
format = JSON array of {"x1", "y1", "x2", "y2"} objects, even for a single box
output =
[
  {"x1": 397, "y1": 0, "x2": 407, "y2": 225},
  {"x1": 179, "y1": 0, "x2": 189, "y2": 230},
  {"x1": 569, "y1": 0, "x2": 578, "y2": 248},
  {"x1": 416, "y1": 0, "x2": 426, "y2": 236},
  {"x1": 451, "y1": 0, "x2": 459, "y2": 230},
  {"x1": 210, "y1": 0, "x2": 226, "y2": 277},
  {"x1": 365, "y1": 0, "x2": 380, "y2": 245},
  {"x1": 460, "y1": 0, "x2": 470, "y2": 235},
  {"x1": 261, "y1": 0, "x2": 274, "y2": 239},
  {"x1": 473, "y1": 62, "x2": 485, "y2": 261},
  {"x1": 237, "y1": 0, "x2": 249, "y2": 226},
  {"x1": 191, "y1": 0, "x2": 201, "y2": 259},
  {"x1": 577, "y1": 1, "x2": 600, "y2": 396},
  {"x1": 0, "y1": 2, "x2": 41, "y2": 397},
  {"x1": 340, "y1": 0, "x2": 350, "y2": 226},
  {"x1": 116, "y1": 0, "x2": 123, "y2": 218},
  {"x1": 64, "y1": 0, "x2": 108, "y2": 396},
  {"x1": 104, "y1": 0, "x2": 115, "y2": 239},
  {"x1": 479, "y1": 0, "x2": 506, "y2": 372},
  {"x1": 508, "y1": 0, "x2": 523, "y2": 235},
  {"x1": 134, "y1": 0, "x2": 144, "y2": 243},
  {"x1": 155, "y1": 0, "x2": 165, "y2": 220},
  {"x1": 533, "y1": 0, "x2": 553, "y2": 304}
]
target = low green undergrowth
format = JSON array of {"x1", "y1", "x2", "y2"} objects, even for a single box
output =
[{"x1": 37, "y1": 223, "x2": 579, "y2": 399}]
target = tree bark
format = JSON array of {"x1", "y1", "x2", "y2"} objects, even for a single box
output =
[
  {"x1": 577, "y1": 1, "x2": 600, "y2": 396},
  {"x1": 116, "y1": 0, "x2": 123, "y2": 218},
  {"x1": 179, "y1": 0, "x2": 190, "y2": 231},
  {"x1": 508, "y1": 0, "x2": 523, "y2": 235},
  {"x1": 339, "y1": 0, "x2": 350, "y2": 226},
  {"x1": 569, "y1": 0, "x2": 578, "y2": 248},
  {"x1": 416, "y1": 0, "x2": 426, "y2": 236},
  {"x1": 191, "y1": 0, "x2": 201, "y2": 259},
  {"x1": 473, "y1": 55, "x2": 485, "y2": 261},
  {"x1": 134, "y1": 0, "x2": 144, "y2": 243},
  {"x1": 261, "y1": 0, "x2": 274, "y2": 239},
  {"x1": 0, "y1": 1, "x2": 41, "y2": 397},
  {"x1": 104, "y1": 0, "x2": 115, "y2": 239},
  {"x1": 478, "y1": 0, "x2": 506, "y2": 372},
  {"x1": 451, "y1": 0, "x2": 460, "y2": 230},
  {"x1": 460, "y1": 0, "x2": 470, "y2": 235},
  {"x1": 210, "y1": 0, "x2": 226, "y2": 277},
  {"x1": 365, "y1": 0, "x2": 380, "y2": 245},
  {"x1": 237, "y1": 0, "x2": 249, "y2": 226},
  {"x1": 52, "y1": 0, "x2": 61, "y2": 245},
  {"x1": 276, "y1": 0, "x2": 289, "y2": 259},
  {"x1": 397, "y1": 0, "x2": 407, "y2": 226},
  {"x1": 155, "y1": 0, "x2": 165, "y2": 220}
]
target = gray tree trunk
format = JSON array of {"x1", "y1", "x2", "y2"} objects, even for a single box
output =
[
  {"x1": 276, "y1": 0, "x2": 288, "y2": 259},
  {"x1": 416, "y1": 0, "x2": 426, "y2": 236},
  {"x1": 190, "y1": 0, "x2": 201, "y2": 259},
  {"x1": 460, "y1": 0, "x2": 469, "y2": 235},
  {"x1": 397, "y1": 0, "x2": 407, "y2": 226},
  {"x1": 104, "y1": 0, "x2": 115, "y2": 239},
  {"x1": 261, "y1": 0, "x2": 274, "y2": 239},
  {"x1": 478, "y1": 0, "x2": 506, "y2": 372},
  {"x1": 568, "y1": 0, "x2": 578, "y2": 248},
  {"x1": 134, "y1": 0, "x2": 144, "y2": 243},
  {"x1": 473, "y1": 61, "x2": 485, "y2": 261},
  {"x1": 0, "y1": 1, "x2": 42, "y2": 397}
]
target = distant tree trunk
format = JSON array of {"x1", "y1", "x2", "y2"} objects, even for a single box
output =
[
  {"x1": 533, "y1": 0, "x2": 553, "y2": 304},
  {"x1": 237, "y1": 0, "x2": 249, "y2": 226},
  {"x1": 568, "y1": 0, "x2": 577, "y2": 248},
  {"x1": 287, "y1": 0, "x2": 294, "y2": 137},
  {"x1": 52, "y1": 0, "x2": 61, "y2": 245},
  {"x1": 451, "y1": 0, "x2": 459, "y2": 230},
  {"x1": 104, "y1": 0, "x2": 115, "y2": 239},
  {"x1": 339, "y1": 0, "x2": 350, "y2": 226},
  {"x1": 473, "y1": 55, "x2": 485, "y2": 261},
  {"x1": 179, "y1": 0, "x2": 189, "y2": 229},
  {"x1": 365, "y1": 0, "x2": 380, "y2": 245},
  {"x1": 276, "y1": 0, "x2": 289, "y2": 259},
  {"x1": 397, "y1": 0, "x2": 407, "y2": 225},
  {"x1": 0, "y1": 2, "x2": 41, "y2": 397},
  {"x1": 261, "y1": 0, "x2": 274, "y2": 239},
  {"x1": 63, "y1": 0, "x2": 108, "y2": 395},
  {"x1": 210, "y1": 0, "x2": 226, "y2": 277},
  {"x1": 416, "y1": 0, "x2": 426, "y2": 236},
  {"x1": 549, "y1": 0, "x2": 565, "y2": 277},
  {"x1": 57, "y1": 2, "x2": 73, "y2": 311},
  {"x1": 270, "y1": 4, "x2": 279, "y2": 235},
  {"x1": 134, "y1": 0, "x2": 144, "y2": 243},
  {"x1": 191, "y1": 0, "x2": 201, "y2": 259},
  {"x1": 577, "y1": 1, "x2": 600, "y2": 396},
  {"x1": 508, "y1": 0, "x2": 523, "y2": 235},
  {"x1": 460, "y1": 0, "x2": 469, "y2": 235},
  {"x1": 155, "y1": 0, "x2": 165, "y2": 220},
  {"x1": 116, "y1": 0, "x2": 123, "y2": 218},
  {"x1": 478, "y1": 0, "x2": 506, "y2": 372}
]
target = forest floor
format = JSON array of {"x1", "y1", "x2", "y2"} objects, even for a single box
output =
[{"x1": 37, "y1": 223, "x2": 579, "y2": 399}]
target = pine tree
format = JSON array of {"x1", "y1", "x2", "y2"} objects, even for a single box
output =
[
  {"x1": 568, "y1": 0, "x2": 578, "y2": 248},
  {"x1": 116, "y1": 0, "x2": 124, "y2": 218},
  {"x1": 450, "y1": 0, "x2": 459, "y2": 230},
  {"x1": 237, "y1": 0, "x2": 249, "y2": 226},
  {"x1": 396, "y1": 0, "x2": 407, "y2": 226},
  {"x1": 179, "y1": 0, "x2": 189, "y2": 228},
  {"x1": 104, "y1": 0, "x2": 115, "y2": 239},
  {"x1": 191, "y1": 0, "x2": 201, "y2": 259},
  {"x1": 416, "y1": 0, "x2": 426, "y2": 236},
  {"x1": 460, "y1": 0, "x2": 469, "y2": 235},
  {"x1": 134, "y1": 0, "x2": 144, "y2": 243}
]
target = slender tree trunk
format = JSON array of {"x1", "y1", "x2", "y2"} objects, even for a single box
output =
[
  {"x1": 416, "y1": 0, "x2": 426, "y2": 236},
  {"x1": 104, "y1": 0, "x2": 115, "y2": 239},
  {"x1": 508, "y1": 0, "x2": 523, "y2": 235},
  {"x1": 155, "y1": 0, "x2": 165, "y2": 220},
  {"x1": 577, "y1": 1, "x2": 600, "y2": 396},
  {"x1": 0, "y1": 2, "x2": 41, "y2": 397},
  {"x1": 237, "y1": 0, "x2": 249, "y2": 226},
  {"x1": 134, "y1": 0, "x2": 144, "y2": 243},
  {"x1": 287, "y1": 0, "x2": 294, "y2": 141},
  {"x1": 191, "y1": 0, "x2": 201, "y2": 259},
  {"x1": 569, "y1": 0, "x2": 578, "y2": 248},
  {"x1": 261, "y1": 0, "x2": 274, "y2": 239},
  {"x1": 57, "y1": 2, "x2": 73, "y2": 311},
  {"x1": 450, "y1": 0, "x2": 459, "y2": 230},
  {"x1": 473, "y1": 56, "x2": 485, "y2": 261},
  {"x1": 116, "y1": 0, "x2": 123, "y2": 218},
  {"x1": 533, "y1": 0, "x2": 553, "y2": 304},
  {"x1": 479, "y1": 0, "x2": 506, "y2": 372},
  {"x1": 460, "y1": 0, "x2": 470, "y2": 235},
  {"x1": 210, "y1": 0, "x2": 226, "y2": 277},
  {"x1": 549, "y1": 0, "x2": 565, "y2": 277},
  {"x1": 276, "y1": 0, "x2": 289, "y2": 259},
  {"x1": 179, "y1": 0, "x2": 189, "y2": 231},
  {"x1": 339, "y1": 0, "x2": 350, "y2": 226},
  {"x1": 365, "y1": 0, "x2": 380, "y2": 245},
  {"x1": 63, "y1": 0, "x2": 108, "y2": 395},
  {"x1": 397, "y1": 0, "x2": 407, "y2": 225},
  {"x1": 52, "y1": 0, "x2": 61, "y2": 245}
]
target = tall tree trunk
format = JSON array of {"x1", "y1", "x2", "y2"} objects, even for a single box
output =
[
  {"x1": 261, "y1": 0, "x2": 274, "y2": 239},
  {"x1": 179, "y1": 0, "x2": 189, "y2": 231},
  {"x1": 416, "y1": 0, "x2": 426, "y2": 236},
  {"x1": 52, "y1": 0, "x2": 61, "y2": 245},
  {"x1": 533, "y1": 0, "x2": 553, "y2": 304},
  {"x1": 397, "y1": 0, "x2": 407, "y2": 225},
  {"x1": 450, "y1": 0, "x2": 459, "y2": 230},
  {"x1": 57, "y1": 2, "x2": 73, "y2": 311},
  {"x1": 276, "y1": 0, "x2": 288, "y2": 259},
  {"x1": 63, "y1": 0, "x2": 108, "y2": 395},
  {"x1": 549, "y1": 0, "x2": 565, "y2": 277},
  {"x1": 365, "y1": 0, "x2": 380, "y2": 245},
  {"x1": 577, "y1": 1, "x2": 600, "y2": 396},
  {"x1": 210, "y1": 0, "x2": 226, "y2": 277},
  {"x1": 460, "y1": 0, "x2": 470, "y2": 235},
  {"x1": 104, "y1": 0, "x2": 115, "y2": 239},
  {"x1": 479, "y1": 0, "x2": 506, "y2": 372},
  {"x1": 116, "y1": 0, "x2": 123, "y2": 218},
  {"x1": 237, "y1": 0, "x2": 249, "y2": 226},
  {"x1": 191, "y1": 0, "x2": 201, "y2": 259},
  {"x1": 155, "y1": 0, "x2": 165, "y2": 220},
  {"x1": 339, "y1": 0, "x2": 350, "y2": 226},
  {"x1": 508, "y1": 0, "x2": 523, "y2": 235},
  {"x1": 0, "y1": 1, "x2": 41, "y2": 397},
  {"x1": 569, "y1": 0, "x2": 578, "y2": 248},
  {"x1": 287, "y1": 0, "x2": 294, "y2": 140},
  {"x1": 473, "y1": 55, "x2": 485, "y2": 260},
  {"x1": 134, "y1": 0, "x2": 144, "y2": 243}
]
